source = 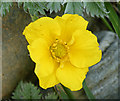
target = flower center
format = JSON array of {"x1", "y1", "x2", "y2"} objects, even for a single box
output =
[{"x1": 50, "y1": 39, "x2": 68, "y2": 62}]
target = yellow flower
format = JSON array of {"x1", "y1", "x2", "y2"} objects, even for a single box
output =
[{"x1": 23, "y1": 14, "x2": 102, "y2": 91}]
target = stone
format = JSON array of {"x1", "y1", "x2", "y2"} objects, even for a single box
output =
[
  {"x1": 2, "y1": 3, "x2": 36, "y2": 98},
  {"x1": 85, "y1": 31, "x2": 119, "y2": 99}
]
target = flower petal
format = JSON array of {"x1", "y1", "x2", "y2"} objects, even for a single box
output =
[
  {"x1": 55, "y1": 14, "x2": 88, "y2": 43},
  {"x1": 28, "y1": 38, "x2": 59, "y2": 77},
  {"x1": 69, "y1": 30, "x2": 102, "y2": 68},
  {"x1": 36, "y1": 69, "x2": 59, "y2": 89},
  {"x1": 56, "y1": 61, "x2": 88, "y2": 91},
  {"x1": 23, "y1": 17, "x2": 60, "y2": 44}
]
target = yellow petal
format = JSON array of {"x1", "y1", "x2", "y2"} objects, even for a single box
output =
[
  {"x1": 61, "y1": 14, "x2": 72, "y2": 20},
  {"x1": 56, "y1": 61, "x2": 89, "y2": 91},
  {"x1": 28, "y1": 38, "x2": 59, "y2": 77},
  {"x1": 37, "y1": 70, "x2": 59, "y2": 89},
  {"x1": 69, "y1": 30, "x2": 102, "y2": 68},
  {"x1": 35, "y1": 62, "x2": 59, "y2": 77},
  {"x1": 55, "y1": 14, "x2": 88, "y2": 43},
  {"x1": 23, "y1": 17, "x2": 60, "y2": 44}
]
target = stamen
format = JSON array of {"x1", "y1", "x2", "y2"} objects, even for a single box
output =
[{"x1": 50, "y1": 39, "x2": 68, "y2": 62}]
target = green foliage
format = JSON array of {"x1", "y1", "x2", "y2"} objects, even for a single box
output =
[
  {"x1": 63, "y1": 2, "x2": 109, "y2": 17},
  {"x1": 105, "y1": 2, "x2": 120, "y2": 38},
  {"x1": 12, "y1": 81, "x2": 42, "y2": 99},
  {"x1": 30, "y1": 14, "x2": 39, "y2": 21},
  {"x1": 64, "y1": 2, "x2": 83, "y2": 16},
  {"x1": 47, "y1": 2, "x2": 62, "y2": 14},
  {"x1": 12, "y1": 81, "x2": 58, "y2": 100},
  {"x1": 17, "y1": 2, "x2": 48, "y2": 16},
  {"x1": 18, "y1": 1, "x2": 62, "y2": 15},
  {"x1": 0, "y1": 2, "x2": 13, "y2": 16},
  {"x1": 56, "y1": 84, "x2": 69, "y2": 99},
  {"x1": 61, "y1": 84, "x2": 75, "y2": 99},
  {"x1": 83, "y1": 2, "x2": 109, "y2": 18},
  {"x1": 16, "y1": 1, "x2": 109, "y2": 18},
  {"x1": 1, "y1": 1, "x2": 109, "y2": 18},
  {"x1": 45, "y1": 92, "x2": 58, "y2": 99}
]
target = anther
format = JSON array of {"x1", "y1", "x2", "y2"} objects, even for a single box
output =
[
  {"x1": 64, "y1": 42, "x2": 67, "y2": 45},
  {"x1": 50, "y1": 39, "x2": 68, "y2": 62}
]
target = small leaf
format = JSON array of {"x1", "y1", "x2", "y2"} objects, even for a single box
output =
[
  {"x1": 16, "y1": 2, "x2": 47, "y2": 16},
  {"x1": 45, "y1": 92, "x2": 58, "y2": 99},
  {"x1": 64, "y1": 2, "x2": 83, "y2": 16},
  {"x1": 23, "y1": 2, "x2": 28, "y2": 13},
  {"x1": 12, "y1": 81, "x2": 42, "y2": 99},
  {"x1": 16, "y1": 0, "x2": 23, "y2": 8},
  {"x1": 84, "y1": 2, "x2": 109, "y2": 18},
  {"x1": 36, "y1": 2, "x2": 47, "y2": 15},
  {"x1": 47, "y1": 2, "x2": 62, "y2": 14},
  {"x1": 0, "y1": 2, "x2": 13, "y2": 16}
]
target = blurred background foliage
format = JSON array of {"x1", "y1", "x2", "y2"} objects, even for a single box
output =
[{"x1": 1, "y1": 0, "x2": 120, "y2": 100}]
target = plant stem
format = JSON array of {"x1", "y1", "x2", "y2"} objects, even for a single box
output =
[
  {"x1": 83, "y1": 80, "x2": 96, "y2": 101},
  {"x1": 105, "y1": 2, "x2": 120, "y2": 38},
  {"x1": 101, "y1": 17, "x2": 114, "y2": 32},
  {"x1": 61, "y1": 84, "x2": 75, "y2": 100}
]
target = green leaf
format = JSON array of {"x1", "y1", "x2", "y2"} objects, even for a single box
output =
[
  {"x1": 0, "y1": 2, "x2": 13, "y2": 16},
  {"x1": 47, "y1": 2, "x2": 62, "y2": 14},
  {"x1": 45, "y1": 92, "x2": 58, "y2": 99},
  {"x1": 64, "y1": 2, "x2": 83, "y2": 16},
  {"x1": 18, "y1": 2, "x2": 23, "y2": 8},
  {"x1": 16, "y1": 0, "x2": 23, "y2": 8},
  {"x1": 105, "y1": 2, "x2": 120, "y2": 38},
  {"x1": 84, "y1": 2, "x2": 109, "y2": 18},
  {"x1": 83, "y1": 80, "x2": 95, "y2": 101},
  {"x1": 16, "y1": 2, "x2": 47, "y2": 16},
  {"x1": 12, "y1": 81, "x2": 42, "y2": 99}
]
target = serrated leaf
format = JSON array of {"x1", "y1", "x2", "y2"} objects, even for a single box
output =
[
  {"x1": 16, "y1": 0, "x2": 23, "y2": 8},
  {"x1": 35, "y1": 2, "x2": 47, "y2": 15},
  {"x1": 45, "y1": 92, "x2": 58, "y2": 99},
  {"x1": 0, "y1": 2, "x2": 13, "y2": 16},
  {"x1": 64, "y1": 2, "x2": 83, "y2": 16},
  {"x1": 23, "y1": 2, "x2": 28, "y2": 13},
  {"x1": 47, "y1": 2, "x2": 62, "y2": 14},
  {"x1": 84, "y1": 2, "x2": 109, "y2": 18},
  {"x1": 12, "y1": 81, "x2": 42, "y2": 99},
  {"x1": 18, "y1": 2, "x2": 23, "y2": 8},
  {"x1": 16, "y1": 2, "x2": 47, "y2": 16}
]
